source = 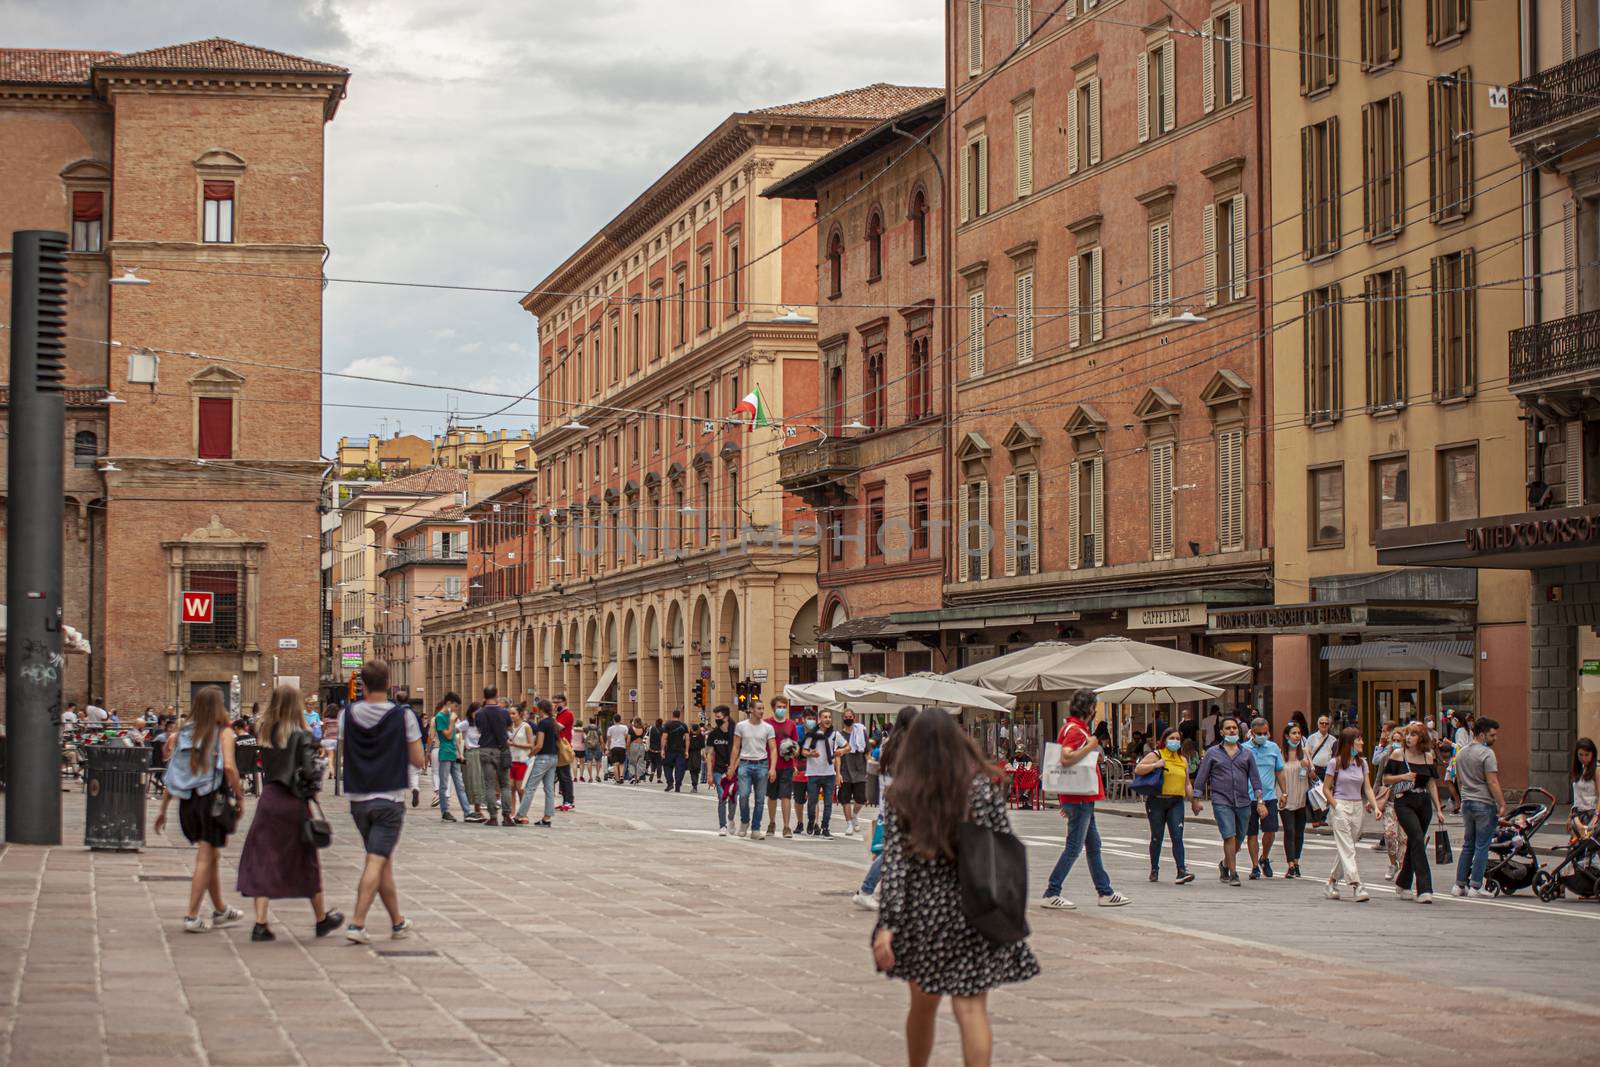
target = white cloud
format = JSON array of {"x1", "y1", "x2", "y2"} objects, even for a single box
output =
[{"x1": 339, "y1": 355, "x2": 417, "y2": 382}]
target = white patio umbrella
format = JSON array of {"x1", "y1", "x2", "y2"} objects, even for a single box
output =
[
  {"x1": 1094, "y1": 669, "x2": 1223, "y2": 705},
  {"x1": 946, "y1": 641, "x2": 1073, "y2": 684},
  {"x1": 788, "y1": 673, "x2": 1015, "y2": 714},
  {"x1": 965, "y1": 635, "x2": 1253, "y2": 694},
  {"x1": 784, "y1": 675, "x2": 886, "y2": 707}
]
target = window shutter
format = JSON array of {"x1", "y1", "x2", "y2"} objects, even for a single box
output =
[
  {"x1": 1331, "y1": 284, "x2": 1344, "y2": 417},
  {"x1": 1564, "y1": 0, "x2": 1576, "y2": 63},
  {"x1": 1390, "y1": 92, "x2": 1405, "y2": 234},
  {"x1": 1068, "y1": 462, "x2": 1081, "y2": 569},
  {"x1": 968, "y1": 0, "x2": 983, "y2": 73},
  {"x1": 1361, "y1": 102, "x2": 1374, "y2": 237},
  {"x1": 1569, "y1": 419, "x2": 1586, "y2": 506},
  {"x1": 960, "y1": 146, "x2": 971, "y2": 224},
  {"x1": 1015, "y1": 0, "x2": 1030, "y2": 44},
  {"x1": 977, "y1": 138, "x2": 989, "y2": 216},
  {"x1": 1202, "y1": 201, "x2": 1218, "y2": 307},
  {"x1": 957, "y1": 484, "x2": 970, "y2": 581},
  {"x1": 1230, "y1": 193, "x2": 1247, "y2": 300},
  {"x1": 1301, "y1": 125, "x2": 1314, "y2": 257},
  {"x1": 1016, "y1": 109, "x2": 1034, "y2": 197},
  {"x1": 1428, "y1": 79, "x2": 1441, "y2": 218},
  {"x1": 1360, "y1": 0, "x2": 1371, "y2": 66},
  {"x1": 977, "y1": 480, "x2": 991, "y2": 579},
  {"x1": 1090, "y1": 248, "x2": 1105, "y2": 341},
  {"x1": 515, "y1": 633, "x2": 524, "y2": 672},
  {"x1": 1088, "y1": 77, "x2": 1102, "y2": 164},
  {"x1": 1067, "y1": 88, "x2": 1080, "y2": 174},
  {"x1": 1456, "y1": 67, "x2": 1474, "y2": 217},
  {"x1": 1298, "y1": 0, "x2": 1310, "y2": 93},
  {"x1": 1068, "y1": 254, "x2": 1081, "y2": 348},
  {"x1": 968, "y1": 291, "x2": 986, "y2": 377},
  {"x1": 1565, "y1": 199, "x2": 1579, "y2": 317},
  {"x1": 1229, "y1": 5, "x2": 1244, "y2": 102},
  {"x1": 1137, "y1": 53, "x2": 1150, "y2": 143},
  {"x1": 1026, "y1": 472, "x2": 1039, "y2": 575},
  {"x1": 1003, "y1": 473, "x2": 1018, "y2": 577},
  {"x1": 1430, "y1": 256, "x2": 1443, "y2": 400},
  {"x1": 1016, "y1": 273, "x2": 1035, "y2": 363},
  {"x1": 1161, "y1": 40, "x2": 1177, "y2": 132},
  {"x1": 1150, "y1": 442, "x2": 1174, "y2": 560},
  {"x1": 1091, "y1": 458, "x2": 1105, "y2": 566},
  {"x1": 1202, "y1": 17, "x2": 1216, "y2": 114},
  {"x1": 1219, "y1": 428, "x2": 1244, "y2": 551},
  {"x1": 1462, "y1": 249, "x2": 1477, "y2": 392},
  {"x1": 1363, "y1": 273, "x2": 1378, "y2": 406}
]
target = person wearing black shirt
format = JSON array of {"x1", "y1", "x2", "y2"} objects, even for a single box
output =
[
  {"x1": 705, "y1": 706, "x2": 736, "y2": 834},
  {"x1": 688, "y1": 723, "x2": 707, "y2": 791},
  {"x1": 514, "y1": 699, "x2": 561, "y2": 826},
  {"x1": 1383, "y1": 722, "x2": 1445, "y2": 903},
  {"x1": 659, "y1": 709, "x2": 691, "y2": 792},
  {"x1": 646, "y1": 719, "x2": 664, "y2": 783},
  {"x1": 474, "y1": 687, "x2": 514, "y2": 826}
]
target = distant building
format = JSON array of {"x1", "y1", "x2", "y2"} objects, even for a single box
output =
[
  {"x1": 431, "y1": 426, "x2": 534, "y2": 471},
  {"x1": 335, "y1": 432, "x2": 433, "y2": 476}
]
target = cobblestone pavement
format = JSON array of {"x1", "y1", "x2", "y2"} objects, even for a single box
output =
[{"x1": 3, "y1": 778, "x2": 1599, "y2": 1066}]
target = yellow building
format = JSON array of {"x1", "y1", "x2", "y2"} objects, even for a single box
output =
[
  {"x1": 1257, "y1": 1, "x2": 1531, "y2": 783},
  {"x1": 335, "y1": 432, "x2": 432, "y2": 475},
  {"x1": 430, "y1": 426, "x2": 534, "y2": 471}
]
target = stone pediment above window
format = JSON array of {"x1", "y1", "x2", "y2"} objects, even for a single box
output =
[
  {"x1": 643, "y1": 470, "x2": 661, "y2": 490},
  {"x1": 194, "y1": 149, "x2": 246, "y2": 177},
  {"x1": 603, "y1": 487, "x2": 619, "y2": 505},
  {"x1": 586, "y1": 495, "x2": 601, "y2": 510},
  {"x1": 718, "y1": 440, "x2": 739, "y2": 461},
  {"x1": 666, "y1": 461, "x2": 686, "y2": 481},
  {"x1": 691, "y1": 450, "x2": 712, "y2": 471},
  {"x1": 60, "y1": 159, "x2": 110, "y2": 182},
  {"x1": 189, "y1": 365, "x2": 245, "y2": 395},
  {"x1": 1001, "y1": 420, "x2": 1043, "y2": 457},
  {"x1": 954, "y1": 432, "x2": 991, "y2": 461},
  {"x1": 1133, "y1": 386, "x2": 1182, "y2": 435},
  {"x1": 1064, "y1": 403, "x2": 1107, "y2": 440},
  {"x1": 1200, "y1": 369, "x2": 1252, "y2": 423},
  {"x1": 623, "y1": 478, "x2": 640, "y2": 498}
]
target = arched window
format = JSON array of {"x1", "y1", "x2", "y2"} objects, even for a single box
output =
[
  {"x1": 866, "y1": 211, "x2": 884, "y2": 281},
  {"x1": 909, "y1": 188, "x2": 929, "y2": 261},
  {"x1": 865, "y1": 349, "x2": 887, "y2": 429},
  {"x1": 827, "y1": 229, "x2": 844, "y2": 299},
  {"x1": 74, "y1": 429, "x2": 98, "y2": 469}
]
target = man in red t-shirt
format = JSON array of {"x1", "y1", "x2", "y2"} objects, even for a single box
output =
[
  {"x1": 764, "y1": 697, "x2": 802, "y2": 837},
  {"x1": 554, "y1": 694, "x2": 576, "y2": 812},
  {"x1": 1042, "y1": 689, "x2": 1130, "y2": 910}
]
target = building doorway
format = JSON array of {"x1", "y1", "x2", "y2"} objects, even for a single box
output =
[{"x1": 1358, "y1": 672, "x2": 1432, "y2": 746}]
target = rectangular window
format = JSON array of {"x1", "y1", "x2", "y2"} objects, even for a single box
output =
[
  {"x1": 1372, "y1": 454, "x2": 1410, "y2": 531},
  {"x1": 968, "y1": 290, "x2": 987, "y2": 378},
  {"x1": 1310, "y1": 465, "x2": 1345, "y2": 547},
  {"x1": 727, "y1": 240, "x2": 741, "y2": 314},
  {"x1": 1003, "y1": 469, "x2": 1039, "y2": 577},
  {"x1": 591, "y1": 335, "x2": 601, "y2": 396},
  {"x1": 1361, "y1": 0, "x2": 1401, "y2": 69},
  {"x1": 864, "y1": 344, "x2": 887, "y2": 429},
  {"x1": 610, "y1": 317, "x2": 621, "y2": 381},
  {"x1": 1068, "y1": 457, "x2": 1105, "y2": 568},
  {"x1": 1149, "y1": 441, "x2": 1175, "y2": 561},
  {"x1": 184, "y1": 568, "x2": 242, "y2": 651},
  {"x1": 1068, "y1": 76, "x2": 1101, "y2": 174},
  {"x1": 197, "y1": 397, "x2": 233, "y2": 459},
  {"x1": 866, "y1": 490, "x2": 885, "y2": 561},
  {"x1": 630, "y1": 305, "x2": 642, "y2": 372},
  {"x1": 1014, "y1": 271, "x2": 1035, "y2": 363},
  {"x1": 1217, "y1": 428, "x2": 1245, "y2": 551},
  {"x1": 1014, "y1": 106, "x2": 1034, "y2": 199},
  {"x1": 960, "y1": 132, "x2": 989, "y2": 222},
  {"x1": 1364, "y1": 268, "x2": 1407, "y2": 409},
  {"x1": 1068, "y1": 247, "x2": 1103, "y2": 347},
  {"x1": 1204, "y1": 194, "x2": 1247, "y2": 305},
  {"x1": 1138, "y1": 38, "x2": 1177, "y2": 142},
  {"x1": 1015, "y1": 0, "x2": 1033, "y2": 44},
  {"x1": 675, "y1": 401, "x2": 686, "y2": 443},
  {"x1": 1149, "y1": 221, "x2": 1172, "y2": 322},
  {"x1": 1363, "y1": 93, "x2": 1405, "y2": 240},
  {"x1": 675, "y1": 271, "x2": 687, "y2": 345},
  {"x1": 444, "y1": 575, "x2": 463, "y2": 599},
  {"x1": 202, "y1": 181, "x2": 235, "y2": 243},
  {"x1": 650, "y1": 284, "x2": 664, "y2": 360},
  {"x1": 71, "y1": 191, "x2": 103, "y2": 252},
  {"x1": 1204, "y1": 4, "x2": 1245, "y2": 113},
  {"x1": 1299, "y1": 0, "x2": 1339, "y2": 95},
  {"x1": 1429, "y1": 69, "x2": 1474, "y2": 221},
  {"x1": 968, "y1": 0, "x2": 984, "y2": 74},
  {"x1": 1431, "y1": 249, "x2": 1476, "y2": 399},
  {"x1": 910, "y1": 477, "x2": 931, "y2": 558},
  {"x1": 958, "y1": 480, "x2": 990, "y2": 581},
  {"x1": 907, "y1": 333, "x2": 932, "y2": 420},
  {"x1": 1439, "y1": 445, "x2": 1478, "y2": 520},
  {"x1": 1426, "y1": 0, "x2": 1469, "y2": 44},
  {"x1": 700, "y1": 259, "x2": 713, "y2": 331},
  {"x1": 1304, "y1": 284, "x2": 1343, "y2": 424},
  {"x1": 1302, "y1": 117, "x2": 1341, "y2": 258},
  {"x1": 829, "y1": 513, "x2": 844, "y2": 562}
]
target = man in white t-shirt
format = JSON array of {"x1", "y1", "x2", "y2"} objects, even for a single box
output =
[
  {"x1": 61, "y1": 703, "x2": 80, "y2": 725},
  {"x1": 732, "y1": 702, "x2": 776, "y2": 838},
  {"x1": 800, "y1": 709, "x2": 840, "y2": 837},
  {"x1": 86, "y1": 702, "x2": 109, "y2": 723},
  {"x1": 606, "y1": 719, "x2": 631, "y2": 784}
]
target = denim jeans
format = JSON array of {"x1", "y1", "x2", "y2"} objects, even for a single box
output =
[
  {"x1": 1145, "y1": 795, "x2": 1186, "y2": 873},
  {"x1": 806, "y1": 776, "x2": 836, "y2": 831},
  {"x1": 860, "y1": 852, "x2": 884, "y2": 894},
  {"x1": 556, "y1": 762, "x2": 574, "y2": 805},
  {"x1": 437, "y1": 758, "x2": 469, "y2": 816},
  {"x1": 1045, "y1": 801, "x2": 1114, "y2": 898},
  {"x1": 664, "y1": 751, "x2": 688, "y2": 790},
  {"x1": 517, "y1": 755, "x2": 558, "y2": 820},
  {"x1": 1456, "y1": 799, "x2": 1498, "y2": 889},
  {"x1": 736, "y1": 760, "x2": 768, "y2": 828}
]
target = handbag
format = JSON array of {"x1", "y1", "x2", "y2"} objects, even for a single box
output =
[
  {"x1": 1130, "y1": 766, "x2": 1163, "y2": 798},
  {"x1": 1042, "y1": 742, "x2": 1099, "y2": 796},
  {"x1": 557, "y1": 734, "x2": 576, "y2": 767},
  {"x1": 957, "y1": 817, "x2": 1030, "y2": 944},
  {"x1": 302, "y1": 799, "x2": 333, "y2": 849},
  {"x1": 870, "y1": 818, "x2": 885, "y2": 856},
  {"x1": 1434, "y1": 828, "x2": 1453, "y2": 864},
  {"x1": 1307, "y1": 778, "x2": 1329, "y2": 813},
  {"x1": 207, "y1": 776, "x2": 240, "y2": 833}
]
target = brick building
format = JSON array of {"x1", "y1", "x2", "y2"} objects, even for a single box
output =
[
  {"x1": 0, "y1": 39, "x2": 348, "y2": 715},
  {"x1": 424, "y1": 85, "x2": 940, "y2": 719},
  {"x1": 766, "y1": 96, "x2": 950, "y2": 679}
]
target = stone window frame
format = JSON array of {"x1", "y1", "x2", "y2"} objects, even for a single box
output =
[
  {"x1": 60, "y1": 159, "x2": 110, "y2": 256},
  {"x1": 190, "y1": 365, "x2": 245, "y2": 459},
  {"x1": 194, "y1": 149, "x2": 246, "y2": 245}
]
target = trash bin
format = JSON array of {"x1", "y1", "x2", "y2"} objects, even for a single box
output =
[{"x1": 84, "y1": 745, "x2": 151, "y2": 851}]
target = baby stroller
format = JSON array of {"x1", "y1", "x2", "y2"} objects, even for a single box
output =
[
  {"x1": 1534, "y1": 830, "x2": 1600, "y2": 902},
  {"x1": 1483, "y1": 788, "x2": 1555, "y2": 896}
]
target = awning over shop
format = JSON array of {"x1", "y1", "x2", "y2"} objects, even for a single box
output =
[
  {"x1": 1320, "y1": 641, "x2": 1475, "y2": 673},
  {"x1": 1376, "y1": 505, "x2": 1600, "y2": 570},
  {"x1": 585, "y1": 662, "x2": 618, "y2": 707},
  {"x1": 892, "y1": 587, "x2": 1268, "y2": 632},
  {"x1": 1208, "y1": 601, "x2": 1474, "y2": 636}
]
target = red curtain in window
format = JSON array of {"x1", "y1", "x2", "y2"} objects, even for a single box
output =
[
  {"x1": 197, "y1": 397, "x2": 233, "y2": 459},
  {"x1": 203, "y1": 181, "x2": 235, "y2": 201},
  {"x1": 72, "y1": 191, "x2": 103, "y2": 221}
]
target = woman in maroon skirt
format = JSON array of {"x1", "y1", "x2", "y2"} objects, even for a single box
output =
[{"x1": 237, "y1": 684, "x2": 343, "y2": 942}]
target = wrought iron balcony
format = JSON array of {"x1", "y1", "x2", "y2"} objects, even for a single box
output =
[
  {"x1": 777, "y1": 438, "x2": 860, "y2": 504},
  {"x1": 1510, "y1": 50, "x2": 1600, "y2": 148},
  {"x1": 1509, "y1": 309, "x2": 1600, "y2": 391}
]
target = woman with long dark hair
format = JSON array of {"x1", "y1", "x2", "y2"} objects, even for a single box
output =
[
  {"x1": 871, "y1": 710, "x2": 1038, "y2": 1067},
  {"x1": 1278, "y1": 721, "x2": 1312, "y2": 879},
  {"x1": 1132, "y1": 727, "x2": 1196, "y2": 884},
  {"x1": 852, "y1": 706, "x2": 919, "y2": 910},
  {"x1": 1570, "y1": 737, "x2": 1597, "y2": 839},
  {"x1": 236, "y1": 685, "x2": 343, "y2": 941},
  {"x1": 1383, "y1": 721, "x2": 1445, "y2": 903},
  {"x1": 153, "y1": 686, "x2": 245, "y2": 932},
  {"x1": 1324, "y1": 727, "x2": 1380, "y2": 902}
]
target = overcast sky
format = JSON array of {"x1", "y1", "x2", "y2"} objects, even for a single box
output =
[{"x1": 6, "y1": 0, "x2": 942, "y2": 454}]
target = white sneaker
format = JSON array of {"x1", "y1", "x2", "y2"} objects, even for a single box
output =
[
  {"x1": 1323, "y1": 882, "x2": 1341, "y2": 900},
  {"x1": 391, "y1": 919, "x2": 414, "y2": 940},
  {"x1": 1352, "y1": 885, "x2": 1371, "y2": 903},
  {"x1": 737, "y1": 825, "x2": 749, "y2": 839},
  {"x1": 717, "y1": 826, "x2": 728, "y2": 836},
  {"x1": 851, "y1": 892, "x2": 880, "y2": 911},
  {"x1": 211, "y1": 906, "x2": 244, "y2": 928},
  {"x1": 1395, "y1": 888, "x2": 1415, "y2": 900},
  {"x1": 1468, "y1": 887, "x2": 1491, "y2": 898},
  {"x1": 1450, "y1": 884, "x2": 1467, "y2": 897},
  {"x1": 1097, "y1": 892, "x2": 1132, "y2": 907},
  {"x1": 843, "y1": 821, "x2": 857, "y2": 836},
  {"x1": 182, "y1": 916, "x2": 210, "y2": 934},
  {"x1": 344, "y1": 926, "x2": 370, "y2": 944},
  {"x1": 751, "y1": 829, "x2": 765, "y2": 840},
  {"x1": 1416, "y1": 892, "x2": 1435, "y2": 904},
  {"x1": 1040, "y1": 896, "x2": 1077, "y2": 910},
  {"x1": 1385, "y1": 863, "x2": 1398, "y2": 883}
]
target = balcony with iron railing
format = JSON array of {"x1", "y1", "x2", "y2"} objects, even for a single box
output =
[
  {"x1": 1509, "y1": 49, "x2": 1600, "y2": 149},
  {"x1": 1509, "y1": 309, "x2": 1600, "y2": 392},
  {"x1": 776, "y1": 438, "x2": 860, "y2": 505}
]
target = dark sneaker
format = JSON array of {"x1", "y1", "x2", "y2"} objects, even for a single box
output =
[
  {"x1": 1229, "y1": 871, "x2": 1242, "y2": 887},
  {"x1": 1261, "y1": 859, "x2": 1275, "y2": 879},
  {"x1": 441, "y1": 812, "x2": 457, "y2": 822},
  {"x1": 1249, "y1": 866, "x2": 1261, "y2": 881},
  {"x1": 483, "y1": 817, "x2": 499, "y2": 826},
  {"x1": 1175, "y1": 869, "x2": 1196, "y2": 885},
  {"x1": 315, "y1": 911, "x2": 343, "y2": 938},
  {"x1": 251, "y1": 923, "x2": 275, "y2": 942},
  {"x1": 1218, "y1": 862, "x2": 1229, "y2": 882},
  {"x1": 820, "y1": 829, "x2": 832, "y2": 839},
  {"x1": 1149, "y1": 870, "x2": 1160, "y2": 882},
  {"x1": 411, "y1": 789, "x2": 419, "y2": 807}
]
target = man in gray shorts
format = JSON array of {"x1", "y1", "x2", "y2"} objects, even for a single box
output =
[{"x1": 341, "y1": 660, "x2": 425, "y2": 944}]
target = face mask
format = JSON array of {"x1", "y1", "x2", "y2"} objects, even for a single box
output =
[
  {"x1": 1223, "y1": 733, "x2": 1239, "y2": 745},
  {"x1": 774, "y1": 708, "x2": 787, "y2": 720},
  {"x1": 1165, "y1": 739, "x2": 1181, "y2": 752},
  {"x1": 844, "y1": 718, "x2": 855, "y2": 726},
  {"x1": 1288, "y1": 737, "x2": 1301, "y2": 748},
  {"x1": 805, "y1": 719, "x2": 817, "y2": 730},
  {"x1": 1252, "y1": 734, "x2": 1267, "y2": 745}
]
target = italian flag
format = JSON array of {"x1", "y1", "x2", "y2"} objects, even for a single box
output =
[{"x1": 731, "y1": 385, "x2": 770, "y2": 430}]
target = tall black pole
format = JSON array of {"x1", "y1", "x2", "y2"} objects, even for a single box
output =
[{"x1": 6, "y1": 230, "x2": 68, "y2": 845}]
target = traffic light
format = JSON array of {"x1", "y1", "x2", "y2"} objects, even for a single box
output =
[
  {"x1": 348, "y1": 670, "x2": 361, "y2": 702},
  {"x1": 735, "y1": 680, "x2": 749, "y2": 711},
  {"x1": 692, "y1": 679, "x2": 706, "y2": 708},
  {"x1": 749, "y1": 680, "x2": 762, "y2": 703}
]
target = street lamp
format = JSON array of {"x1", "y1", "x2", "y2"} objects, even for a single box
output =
[
  {"x1": 1169, "y1": 310, "x2": 1207, "y2": 325},
  {"x1": 109, "y1": 268, "x2": 151, "y2": 287},
  {"x1": 770, "y1": 307, "x2": 814, "y2": 324}
]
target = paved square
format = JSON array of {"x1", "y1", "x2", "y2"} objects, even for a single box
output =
[{"x1": 3, "y1": 780, "x2": 1598, "y2": 1065}]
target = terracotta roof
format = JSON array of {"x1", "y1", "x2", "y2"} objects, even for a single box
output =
[
  {"x1": 95, "y1": 37, "x2": 347, "y2": 76},
  {"x1": 751, "y1": 83, "x2": 941, "y2": 121},
  {"x1": 370, "y1": 467, "x2": 468, "y2": 496},
  {"x1": 0, "y1": 48, "x2": 119, "y2": 85}
]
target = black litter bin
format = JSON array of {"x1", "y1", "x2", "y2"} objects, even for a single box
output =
[{"x1": 84, "y1": 745, "x2": 151, "y2": 850}]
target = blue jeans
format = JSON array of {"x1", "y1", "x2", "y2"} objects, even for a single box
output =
[
  {"x1": 1045, "y1": 802, "x2": 1114, "y2": 898},
  {"x1": 861, "y1": 852, "x2": 884, "y2": 894},
  {"x1": 1146, "y1": 795, "x2": 1186, "y2": 872},
  {"x1": 437, "y1": 758, "x2": 468, "y2": 816},
  {"x1": 517, "y1": 755, "x2": 558, "y2": 820},
  {"x1": 664, "y1": 751, "x2": 688, "y2": 790},
  {"x1": 1213, "y1": 802, "x2": 1252, "y2": 845},
  {"x1": 736, "y1": 760, "x2": 768, "y2": 828},
  {"x1": 806, "y1": 776, "x2": 836, "y2": 831},
  {"x1": 1456, "y1": 799, "x2": 1498, "y2": 889}
]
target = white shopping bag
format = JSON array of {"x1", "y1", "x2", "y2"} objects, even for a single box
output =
[{"x1": 1042, "y1": 742, "x2": 1099, "y2": 795}]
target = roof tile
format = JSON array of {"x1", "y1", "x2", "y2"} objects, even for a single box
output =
[
  {"x1": 95, "y1": 37, "x2": 346, "y2": 75},
  {"x1": 752, "y1": 83, "x2": 941, "y2": 121},
  {"x1": 372, "y1": 467, "x2": 469, "y2": 496},
  {"x1": 0, "y1": 48, "x2": 119, "y2": 86}
]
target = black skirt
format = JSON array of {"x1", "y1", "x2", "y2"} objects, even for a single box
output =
[{"x1": 178, "y1": 791, "x2": 232, "y2": 848}]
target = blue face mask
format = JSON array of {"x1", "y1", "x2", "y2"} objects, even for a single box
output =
[
  {"x1": 774, "y1": 708, "x2": 787, "y2": 720},
  {"x1": 805, "y1": 719, "x2": 817, "y2": 730},
  {"x1": 1165, "y1": 739, "x2": 1181, "y2": 752},
  {"x1": 1288, "y1": 737, "x2": 1302, "y2": 748},
  {"x1": 1223, "y1": 733, "x2": 1240, "y2": 745}
]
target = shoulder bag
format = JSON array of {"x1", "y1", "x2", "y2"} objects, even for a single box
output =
[
  {"x1": 557, "y1": 731, "x2": 576, "y2": 767},
  {"x1": 1042, "y1": 741, "x2": 1099, "y2": 795},
  {"x1": 1130, "y1": 759, "x2": 1164, "y2": 798},
  {"x1": 957, "y1": 784, "x2": 1031, "y2": 944},
  {"x1": 302, "y1": 798, "x2": 333, "y2": 849}
]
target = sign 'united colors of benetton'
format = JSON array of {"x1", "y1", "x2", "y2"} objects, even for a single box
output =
[{"x1": 180, "y1": 591, "x2": 214, "y2": 625}]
